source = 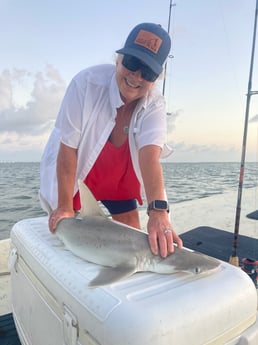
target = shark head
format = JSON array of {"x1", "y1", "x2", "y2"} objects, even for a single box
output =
[
  {"x1": 184, "y1": 252, "x2": 220, "y2": 275},
  {"x1": 163, "y1": 247, "x2": 220, "y2": 275}
]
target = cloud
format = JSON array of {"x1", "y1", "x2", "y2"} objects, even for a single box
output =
[
  {"x1": 163, "y1": 109, "x2": 242, "y2": 162},
  {"x1": 0, "y1": 64, "x2": 66, "y2": 135},
  {"x1": 166, "y1": 109, "x2": 183, "y2": 141},
  {"x1": 169, "y1": 141, "x2": 240, "y2": 162}
]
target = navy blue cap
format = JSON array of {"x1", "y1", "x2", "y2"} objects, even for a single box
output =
[{"x1": 116, "y1": 23, "x2": 171, "y2": 75}]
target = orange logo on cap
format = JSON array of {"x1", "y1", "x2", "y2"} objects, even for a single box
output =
[{"x1": 134, "y1": 29, "x2": 163, "y2": 54}]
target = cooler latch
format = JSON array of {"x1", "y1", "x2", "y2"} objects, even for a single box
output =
[{"x1": 63, "y1": 305, "x2": 78, "y2": 345}]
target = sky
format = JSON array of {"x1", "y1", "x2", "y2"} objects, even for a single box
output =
[{"x1": 1, "y1": 0, "x2": 258, "y2": 162}]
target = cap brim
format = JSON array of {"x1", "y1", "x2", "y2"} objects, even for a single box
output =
[{"x1": 116, "y1": 48, "x2": 163, "y2": 75}]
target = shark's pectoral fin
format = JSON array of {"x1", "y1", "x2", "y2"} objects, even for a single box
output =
[{"x1": 88, "y1": 265, "x2": 138, "y2": 288}]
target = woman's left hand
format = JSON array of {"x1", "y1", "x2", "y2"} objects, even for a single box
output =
[{"x1": 147, "y1": 211, "x2": 183, "y2": 258}]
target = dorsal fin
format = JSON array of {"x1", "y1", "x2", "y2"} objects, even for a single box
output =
[{"x1": 78, "y1": 179, "x2": 106, "y2": 218}]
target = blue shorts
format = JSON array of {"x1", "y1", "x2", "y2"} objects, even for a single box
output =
[{"x1": 101, "y1": 199, "x2": 137, "y2": 215}]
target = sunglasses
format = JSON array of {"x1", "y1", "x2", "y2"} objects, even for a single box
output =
[{"x1": 121, "y1": 55, "x2": 159, "y2": 82}]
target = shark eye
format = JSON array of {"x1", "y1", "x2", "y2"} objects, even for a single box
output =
[{"x1": 195, "y1": 267, "x2": 201, "y2": 274}]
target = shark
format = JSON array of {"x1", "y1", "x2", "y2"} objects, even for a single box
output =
[{"x1": 41, "y1": 180, "x2": 221, "y2": 287}]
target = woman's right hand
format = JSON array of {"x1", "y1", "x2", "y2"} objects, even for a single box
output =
[
  {"x1": 49, "y1": 143, "x2": 78, "y2": 233},
  {"x1": 48, "y1": 207, "x2": 75, "y2": 233}
]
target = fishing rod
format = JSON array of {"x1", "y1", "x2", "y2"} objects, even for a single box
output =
[
  {"x1": 229, "y1": 0, "x2": 258, "y2": 266},
  {"x1": 162, "y1": 0, "x2": 174, "y2": 96}
]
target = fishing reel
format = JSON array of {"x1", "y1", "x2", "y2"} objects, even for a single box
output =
[{"x1": 242, "y1": 258, "x2": 258, "y2": 288}]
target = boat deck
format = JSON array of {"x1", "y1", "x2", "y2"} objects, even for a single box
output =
[
  {"x1": 0, "y1": 239, "x2": 21, "y2": 344},
  {"x1": 0, "y1": 239, "x2": 11, "y2": 316},
  {"x1": 0, "y1": 313, "x2": 21, "y2": 345}
]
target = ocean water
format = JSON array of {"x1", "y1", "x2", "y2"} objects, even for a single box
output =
[{"x1": 0, "y1": 161, "x2": 258, "y2": 240}]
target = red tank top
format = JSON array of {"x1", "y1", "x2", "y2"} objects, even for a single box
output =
[{"x1": 73, "y1": 139, "x2": 142, "y2": 210}]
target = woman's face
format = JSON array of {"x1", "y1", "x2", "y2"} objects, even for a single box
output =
[{"x1": 115, "y1": 57, "x2": 155, "y2": 104}]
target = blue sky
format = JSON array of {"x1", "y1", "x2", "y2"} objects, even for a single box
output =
[{"x1": 0, "y1": 0, "x2": 258, "y2": 162}]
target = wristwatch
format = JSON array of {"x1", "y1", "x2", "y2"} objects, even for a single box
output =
[{"x1": 147, "y1": 200, "x2": 169, "y2": 215}]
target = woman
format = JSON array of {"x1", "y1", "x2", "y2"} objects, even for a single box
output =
[{"x1": 40, "y1": 22, "x2": 183, "y2": 258}]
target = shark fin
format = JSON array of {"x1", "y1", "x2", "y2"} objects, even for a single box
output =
[
  {"x1": 88, "y1": 265, "x2": 138, "y2": 288},
  {"x1": 78, "y1": 179, "x2": 106, "y2": 218}
]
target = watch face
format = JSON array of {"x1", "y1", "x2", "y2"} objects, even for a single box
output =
[{"x1": 154, "y1": 200, "x2": 168, "y2": 209}]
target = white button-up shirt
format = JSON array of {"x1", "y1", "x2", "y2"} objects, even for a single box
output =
[{"x1": 40, "y1": 64, "x2": 170, "y2": 210}]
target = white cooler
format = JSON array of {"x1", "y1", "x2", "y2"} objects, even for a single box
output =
[{"x1": 9, "y1": 217, "x2": 258, "y2": 345}]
